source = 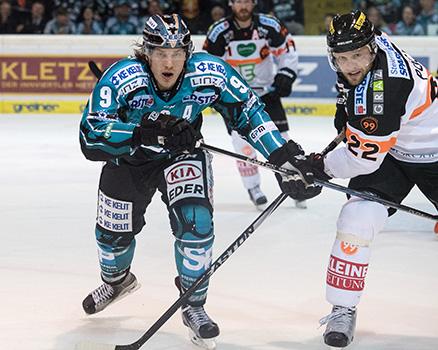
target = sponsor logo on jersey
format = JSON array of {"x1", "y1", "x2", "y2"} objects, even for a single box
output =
[
  {"x1": 128, "y1": 94, "x2": 154, "y2": 109},
  {"x1": 195, "y1": 61, "x2": 227, "y2": 77},
  {"x1": 360, "y1": 116, "x2": 378, "y2": 134},
  {"x1": 373, "y1": 92, "x2": 384, "y2": 102},
  {"x1": 183, "y1": 91, "x2": 218, "y2": 105},
  {"x1": 237, "y1": 43, "x2": 256, "y2": 57},
  {"x1": 249, "y1": 121, "x2": 277, "y2": 143},
  {"x1": 208, "y1": 20, "x2": 229, "y2": 43},
  {"x1": 111, "y1": 64, "x2": 144, "y2": 86},
  {"x1": 165, "y1": 161, "x2": 205, "y2": 205},
  {"x1": 373, "y1": 69, "x2": 383, "y2": 80},
  {"x1": 376, "y1": 36, "x2": 409, "y2": 79},
  {"x1": 190, "y1": 75, "x2": 225, "y2": 89},
  {"x1": 118, "y1": 77, "x2": 149, "y2": 95},
  {"x1": 259, "y1": 15, "x2": 281, "y2": 32},
  {"x1": 372, "y1": 80, "x2": 384, "y2": 91},
  {"x1": 326, "y1": 255, "x2": 368, "y2": 291},
  {"x1": 354, "y1": 73, "x2": 370, "y2": 115},
  {"x1": 373, "y1": 104, "x2": 384, "y2": 115}
]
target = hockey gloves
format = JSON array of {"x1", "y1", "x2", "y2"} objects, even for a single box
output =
[
  {"x1": 132, "y1": 112, "x2": 198, "y2": 153},
  {"x1": 268, "y1": 141, "x2": 322, "y2": 201},
  {"x1": 306, "y1": 153, "x2": 332, "y2": 181},
  {"x1": 271, "y1": 67, "x2": 297, "y2": 97}
]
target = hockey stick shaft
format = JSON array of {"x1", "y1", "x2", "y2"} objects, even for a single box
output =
[
  {"x1": 200, "y1": 143, "x2": 438, "y2": 222},
  {"x1": 121, "y1": 192, "x2": 287, "y2": 349}
]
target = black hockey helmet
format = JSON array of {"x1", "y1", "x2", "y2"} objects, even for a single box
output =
[
  {"x1": 142, "y1": 14, "x2": 193, "y2": 57},
  {"x1": 327, "y1": 11, "x2": 375, "y2": 53},
  {"x1": 326, "y1": 11, "x2": 377, "y2": 71}
]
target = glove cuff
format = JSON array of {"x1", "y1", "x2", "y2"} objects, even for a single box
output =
[
  {"x1": 268, "y1": 140, "x2": 304, "y2": 167},
  {"x1": 278, "y1": 67, "x2": 297, "y2": 82}
]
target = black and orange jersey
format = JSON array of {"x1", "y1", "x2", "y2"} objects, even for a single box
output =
[
  {"x1": 325, "y1": 32, "x2": 438, "y2": 179},
  {"x1": 203, "y1": 14, "x2": 298, "y2": 95}
]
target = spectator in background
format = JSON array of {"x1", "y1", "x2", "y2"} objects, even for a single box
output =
[
  {"x1": 17, "y1": 0, "x2": 47, "y2": 34},
  {"x1": 53, "y1": 0, "x2": 81, "y2": 23},
  {"x1": 105, "y1": 0, "x2": 138, "y2": 35},
  {"x1": 353, "y1": 0, "x2": 401, "y2": 24},
  {"x1": 366, "y1": 5, "x2": 393, "y2": 34},
  {"x1": 44, "y1": 6, "x2": 76, "y2": 34},
  {"x1": 210, "y1": 2, "x2": 226, "y2": 23},
  {"x1": 76, "y1": 6, "x2": 103, "y2": 34},
  {"x1": 394, "y1": 4, "x2": 425, "y2": 35},
  {"x1": 10, "y1": 0, "x2": 33, "y2": 24},
  {"x1": 417, "y1": 0, "x2": 438, "y2": 34},
  {"x1": 180, "y1": 0, "x2": 209, "y2": 34},
  {"x1": 0, "y1": 0, "x2": 18, "y2": 33},
  {"x1": 271, "y1": 0, "x2": 304, "y2": 35},
  {"x1": 137, "y1": 0, "x2": 163, "y2": 33}
]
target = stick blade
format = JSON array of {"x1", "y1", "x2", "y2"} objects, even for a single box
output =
[{"x1": 75, "y1": 341, "x2": 117, "y2": 350}]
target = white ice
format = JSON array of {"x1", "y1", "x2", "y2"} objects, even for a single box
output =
[{"x1": 1, "y1": 114, "x2": 437, "y2": 350}]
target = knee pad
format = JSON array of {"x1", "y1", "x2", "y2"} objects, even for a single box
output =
[
  {"x1": 95, "y1": 228, "x2": 136, "y2": 283},
  {"x1": 336, "y1": 198, "x2": 388, "y2": 245}
]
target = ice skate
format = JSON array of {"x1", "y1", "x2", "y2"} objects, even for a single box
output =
[
  {"x1": 248, "y1": 185, "x2": 268, "y2": 210},
  {"x1": 182, "y1": 304, "x2": 220, "y2": 349},
  {"x1": 82, "y1": 272, "x2": 140, "y2": 315},
  {"x1": 319, "y1": 305, "x2": 357, "y2": 348},
  {"x1": 294, "y1": 199, "x2": 307, "y2": 209}
]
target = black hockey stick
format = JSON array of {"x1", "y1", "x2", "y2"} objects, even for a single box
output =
[
  {"x1": 75, "y1": 192, "x2": 288, "y2": 350},
  {"x1": 200, "y1": 143, "x2": 438, "y2": 222},
  {"x1": 89, "y1": 60, "x2": 103, "y2": 80}
]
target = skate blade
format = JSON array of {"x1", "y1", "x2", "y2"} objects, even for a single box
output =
[{"x1": 188, "y1": 329, "x2": 217, "y2": 349}]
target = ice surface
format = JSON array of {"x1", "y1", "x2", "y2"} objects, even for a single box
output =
[{"x1": 1, "y1": 114, "x2": 437, "y2": 350}]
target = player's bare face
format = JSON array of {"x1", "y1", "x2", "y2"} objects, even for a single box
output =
[
  {"x1": 333, "y1": 46, "x2": 375, "y2": 86},
  {"x1": 232, "y1": 0, "x2": 255, "y2": 23},
  {"x1": 148, "y1": 48, "x2": 186, "y2": 91}
]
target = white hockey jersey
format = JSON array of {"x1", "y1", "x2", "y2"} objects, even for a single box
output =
[
  {"x1": 203, "y1": 14, "x2": 298, "y2": 96},
  {"x1": 325, "y1": 32, "x2": 438, "y2": 179}
]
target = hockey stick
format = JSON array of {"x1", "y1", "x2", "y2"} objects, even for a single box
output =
[
  {"x1": 76, "y1": 192, "x2": 288, "y2": 350},
  {"x1": 200, "y1": 143, "x2": 438, "y2": 222},
  {"x1": 75, "y1": 133, "x2": 344, "y2": 350}
]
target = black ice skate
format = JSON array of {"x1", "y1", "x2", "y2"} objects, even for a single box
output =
[
  {"x1": 181, "y1": 304, "x2": 220, "y2": 349},
  {"x1": 82, "y1": 272, "x2": 139, "y2": 315},
  {"x1": 248, "y1": 185, "x2": 268, "y2": 209},
  {"x1": 319, "y1": 305, "x2": 357, "y2": 348}
]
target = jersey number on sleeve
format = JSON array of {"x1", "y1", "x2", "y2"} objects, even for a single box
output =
[
  {"x1": 99, "y1": 86, "x2": 112, "y2": 108},
  {"x1": 347, "y1": 134, "x2": 379, "y2": 161}
]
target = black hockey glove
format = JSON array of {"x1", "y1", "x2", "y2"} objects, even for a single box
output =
[
  {"x1": 132, "y1": 112, "x2": 198, "y2": 153},
  {"x1": 271, "y1": 67, "x2": 297, "y2": 97},
  {"x1": 306, "y1": 153, "x2": 332, "y2": 181},
  {"x1": 268, "y1": 141, "x2": 322, "y2": 201}
]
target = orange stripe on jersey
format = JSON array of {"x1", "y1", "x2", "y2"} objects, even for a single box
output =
[
  {"x1": 226, "y1": 57, "x2": 263, "y2": 66},
  {"x1": 271, "y1": 46, "x2": 287, "y2": 57},
  {"x1": 346, "y1": 128, "x2": 397, "y2": 153},
  {"x1": 409, "y1": 75, "x2": 433, "y2": 120}
]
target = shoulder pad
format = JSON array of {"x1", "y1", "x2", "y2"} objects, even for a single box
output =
[
  {"x1": 103, "y1": 58, "x2": 149, "y2": 89},
  {"x1": 207, "y1": 18, "x2": 230, "y2": 43},
  {"x1": 375, "y1": 34, "x2": 411, "y2": 80},
  {"x1": 258, "y1": 14, "x2": 281, "y2": 32}
]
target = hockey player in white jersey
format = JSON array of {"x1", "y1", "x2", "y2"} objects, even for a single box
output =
[
  {"x1": 79, "y1": 13, "x2": 321, "y2": 349},
  {"x1": 203, "y1": 0, "x2": 304, "y2": 209},
  {"x1": 307, "y1": 11, "x2": 438, "y2": 348}
]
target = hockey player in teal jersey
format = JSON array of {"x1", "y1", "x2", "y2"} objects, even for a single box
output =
[{"x1": 79, "y1": 13, "x2": 320, "y2": 348}]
